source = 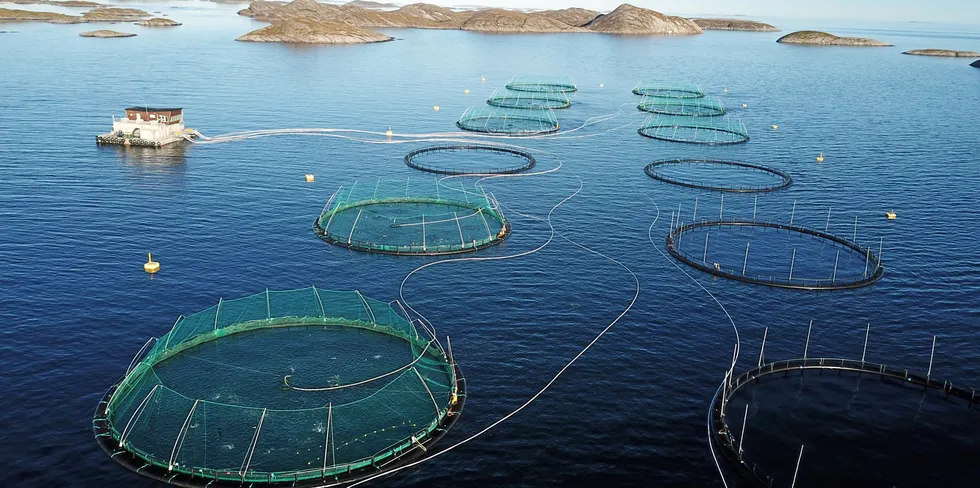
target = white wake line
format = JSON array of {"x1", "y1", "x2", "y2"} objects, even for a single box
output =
[
  {"x1": 638, "y1": 188, "x2": 740, "y2": 488},
  {"x1": 346, "y1": 147, "x2": 642, "y2": 487}
]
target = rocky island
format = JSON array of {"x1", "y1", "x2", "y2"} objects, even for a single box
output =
[
  {"x1": 902, "y1": 49, "x2": 980, "y2": 57},
  {"x1": 237, "y1": 1, "x2": 704, "y2": 43},
  {"x1": 79, "y1": 29, "x2": 135, "y2": 37},
  {"x1": 972, "y1": 59, "x2": 980, "y2": 68},
  {"x1": 691, "y1": 18, "x2": 779, "y2": 32},
  {"x1": 3, "y1": 0, "x2": 101, "y2": 6},
  {"x1": 236, "y1": 17, "x2": 392, "y2": 43},
  {"x1": 776, "y1": 30, "x2": 891, "y2": 46},
  {"x1": 137, "y1": 17, "x2": 181, "y2": 27},
  {"x1": 0, "y1": 5, "x2": 150, "y2": 23}
]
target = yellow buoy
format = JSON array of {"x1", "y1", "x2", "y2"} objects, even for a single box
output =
[
  {"x1": 481, "y1": 76, "x2": 486, "y2": 82},
  {"x1": 600, "y1": 83, "x2": 604, "y2": 88},
  {"x1": 742, "y1": 103, "x2": 748, "y2": 108},
  {"x1": 305, "y1": 174, "x2": 315, "y2": 183},
  {"x1": 816, "y1": 153, "x2": 824, "y2": 163},
  {"x1": 144, "y1": 253, "x2": 160, "y2": 274},
  {"x1": 886, "y1": 211, "x2": 897, "y2": 220},
  {"x1": 771, "y1": 125, "x2": 778, "y2": 130},
  {"x1": 724, "y1": 88, "x2": 729, "y2": 93},
  {"x1": 385, "y1": 127, "x2": 393, "y2": 137},
  {"x1": 433, "y1": 106, "x2": 440, "y2": 111},
  {"x1": 464, "y1": 89, "x2": 470, "y2": 94}
]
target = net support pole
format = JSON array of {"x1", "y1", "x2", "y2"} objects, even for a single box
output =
[
  {"x1": 790, "y1": 199, "x2": 797, "y2": 225},
  {"x1": 742, "y1": 241, "x2": 750, "y2": 276},
  {"x1": 214, "y1": 298, "x2": 222, "y2": 330},
  {"x1": 825, "y1": 206, "x2": 832, "y2": 232},
  {"x1": 670, "y1": 211, "x2": 675, "y2": 231},
  {"x1": 120, "y1": 384, "x2": 160, "y2": 447},
  {"x1": 348, "y1": 208, "x2": 363, "y2": 245},
  {"x1": 478, "y1": 209, "x2": 492, "y2": 241},
  {"x1": 677, "y1": 203, "x2": 682, "y2": 228},
  {"x1": 169, "y1": 399, "x2": 199, "y2": 471},
  {"x1": 753, "y1": 195, "x2": 758, "y2": 221},
  {"x1": 758, "y1": 327, "x2": 768, "y2": 367},
  {"x1": 692, "y1": 197, "x2": 699, "y2": 223},
  {"x1": 354, "y1": 290, "x2": 377, "y2": 324},
  {"x1": 240, "y1": 408, "x2": 267, "y2": 479},
  {"x1": 312, "y1": 286, "x2": 326, "y2": 317},
  {"x1": 126, "y1": 337, "x2": 159, "y2": 376},
  {"x1": 322, "y1": 402, "x2": 334, "y2": 474},
  {"x1": 373, "y1": 177, "x2": 381, "y2": 199},
  {"x1": 422, "y1": 214, "x2": 426, "y2": 252},
  {"x1": 803, "y1": 320, "x2": 813, "y2": 360},
  {"x1": 927, "y1": 335, "x2": 937, "y2": 382},
  {"x1": 878, "y1": 237, "x2": 884, "y2": 263},
  {"x1": 790, "y1": 445, "x2": 805, "y2": 488},
  {"x1": 853, "y1": 215, "x2": 858, "y2": 243},
  {"x1": 789, "y1": 248, "x2": 797, "y2": 281},
  {"x1": 738, "y1": 403, "x2": 749, "y2": 459},
  {"x1": 413, "y1": 367, "x2": 441, "y2": 418},
  {"x1": 719, "y1": 194, "x2": 724, "y2": 220},
  {"x1": 864, "y1": 249, "x2": 871, "y2": 278},
  {"x1": 831, "y1": 249, "x2": 840, "y2": 284},
  {"x1": 862, "y1": 323, "x2": 870, "y2": 364},
  {"x1": 703, "y1": 232, "x2": 709, "y2": 264},
  {"x1": 455, "y1": 211, "x2": 465, "y2": 247}
]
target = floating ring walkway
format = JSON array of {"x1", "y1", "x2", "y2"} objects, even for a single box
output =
[
  {"x1": 644, "y1": 159, "x2": 792, "y2": 193},
  {"x1": 404, "y1": 144, "x2": 536, "y2": 176},
  {"x1": 666, "y1": 220, "x2": 884, "y2": 290},
  {"x1": 710, "y1": 357, "x2": 980, "y2": 488}
]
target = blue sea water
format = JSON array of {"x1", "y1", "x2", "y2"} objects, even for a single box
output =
[{"x1": 1, "y1": 3, "x2": 980, "y2": 487}]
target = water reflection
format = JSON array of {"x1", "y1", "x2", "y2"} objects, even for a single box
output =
[{"x1": 103, "y1": 142, "x2": 188, "y2": 183}]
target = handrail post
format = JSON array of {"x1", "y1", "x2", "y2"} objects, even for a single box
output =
[
  {"x1": 803, "y1": 320, "x2": 812, "y2": 360},
  {"x1": 758, "y1": 327, "x2": 768, "y2": 368},
  {"x1": 738, "y1": 404, "x2": 749, "y2": 459},
  {"x1": 861, "y1": 323, "x2": 870, "y2": 364},
  {"x1": 789, "y1": 199, "x2": 797, "y2": 225},
  {"x1": 927, "y1": 335, "x2": 937, "y2": 382},
  {"x1": 790, "y1": 445, "x2": 804, "y2": 488}
]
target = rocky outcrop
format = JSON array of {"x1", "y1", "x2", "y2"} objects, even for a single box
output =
[
  {"x1": 79, "y1": 29, "x2": 135, "y2": 37},
  {"x1": 5, "y1": 0, "x2": 101, "y2": 6},
  {"x1": 461, "y1": 8, "x2": 587, "y2": 33},
  {"x1": 137, "y1": 17, "x2": 181, "y2": 26},
  {"x1": 776, "y1": 30, "x2": 891, "y2": 46},
  {"x1": 585, "y1": 4, "x2": 701, "y2": 35},
  {"x1": 902, "y1": 49, "x2": 980, "y2": 57},
  {"x1": 0, "y1": 7, "x2": 81, "y2": 23},
  {"x1": 383, "y1": 3, "x2": 470, "y2": 28},
  {"x1": 346, "y1": 0, "x2": 397, "y2": 8},
  {"x1": 237, "y1": 0, "x2": 286, "y2": 20},
  {"x1": 534, "y1": 7, "x2": 598, "y2": 27},
  {"x1": 81, "y1": 7, "x2": 151, "y2": 22},
  {"x1": 971, "y1": 59, "x2": 980, "y2": 68},
  {"x1": 236, "y1": 17, "x2": 392, "y2": 43},
  {"x1": 691, "y1": 18, "x2": 779, "y2": 32}
]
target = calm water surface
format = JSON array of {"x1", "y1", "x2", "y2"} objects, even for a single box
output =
[{"x1": 1, "y1": 4, "x2": 980, "y2": 487}]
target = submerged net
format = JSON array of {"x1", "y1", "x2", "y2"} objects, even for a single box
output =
[
  {"x1": 505, "y1": 76, "x2": 577, "y2": 93},
  {"x1": 486, "y1": 89, "x2": 571, "y2": 110},
  {"x1": 638, "y1": 115, "x2": 749, "y2": 145},
  {"x1": 405, "y1": 144, "x2": 536, "y2": 175},
  {"x1": 637, "y1": 96, "x2": 725, "y2": 117},
  {"x1": 95, "y1": 287, "x2": 461, "y2": 485},
  {"x1": 456, "y1": 106, "x2": 559, "y2": 135},
  {"x1": 314, "y1": 177, "x2": 510, "y2": 255},
  {"x1": 632, "y1": 82, "x2": 704, "y2": 98}
]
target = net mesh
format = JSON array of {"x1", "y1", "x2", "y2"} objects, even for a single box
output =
[
  {"x1": 486, "y1": 89, "x2": 571, "y2": 110},
  {"x1": 104, "y1": 288, "x2": 458, "y2": 483},
  {"x1": 637, "y1": 96, "x2": 725, "y2": 117},
  {"x1": 504, "y1": 76, "x2": 577, "y2": 93},
  {"x1": 315, "y1": 177, "x2": 510, "y2": 255},
  {"x1": 456, "y1": 105, "x2": 560, "y2": 135},
  {"x1": 632, "y1": 82, "x2": 704, "y2": 98},
  {"x1": 638, "y1": 115, "x2": 749, "y2": 145}
]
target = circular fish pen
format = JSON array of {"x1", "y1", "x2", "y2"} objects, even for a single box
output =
[
  {"x1": 457, "y1": 106, "x2": 559, "y2": 136},
  {"x1": 644, "y1": 159, "x2": 792, "y2": 193},
  {"x1": 486, "y1": 89, "x2": 571, "y2": 110},
  {"x1": 504, "y1": 76, "x2": 577, "y2": 93},
  {"x1": 314, "y1": 177, "x2": 510, "y2": 255},
  {"x1": 666, "y1": 220, "x2": 883, "y2": 290},
  {"x1": 637, "y1": 96, "x2": 725, "y2": 117},
  {"x1": 405, "y1": 144, "x2": 536, "y2": 176},
  {"x1": 632, "y1": 82, "x2": 704, "y2": 98},
  {"x1": 638, "y1": 116, "x2": 749, "y2": 145},
  {"x1": 711, "y1": 349, "x2": 980, "y2": 487},
  {"x1": 93, "y1": 287, "x2": 464, "y2": 488}
]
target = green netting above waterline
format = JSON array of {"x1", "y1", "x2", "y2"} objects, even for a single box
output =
[
  {"x1": 637, "y1": 96, "x2": 725, "y2": 117},
  {"x1": 638, "y1": 115, "x2": 749, "y2": 145},
  {"x1": 456, "y1": 106, "x2": 559, "y2": 135},
  {"x1": 486, "y1": 89, "x2": 571, "y2": 110},
  {"x1": 504, "y1": 76, "x2": 577, "y2": 93},
  {"x1": 98, "y1": 287, "x2": 460, "y2": 485},
  {"x1": 315, "y1": 177, "x2": 511, "y2": 255},
  {"x1": 632, "y1": 82, "x2": 704, "y2": 98}
]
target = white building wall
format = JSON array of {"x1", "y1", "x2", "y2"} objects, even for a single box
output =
[{"x1": 111, "y1": 118, "x2": 186, "y2": 143}]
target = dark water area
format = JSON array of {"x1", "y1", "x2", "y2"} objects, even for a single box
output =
[{"x1": 1, "y1": 4, "x2": 979, "y2": 487}]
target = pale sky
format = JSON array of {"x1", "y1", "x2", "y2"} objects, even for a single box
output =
[{"x1": 449, "y1": 0, "x2": 980, "y2": 24}]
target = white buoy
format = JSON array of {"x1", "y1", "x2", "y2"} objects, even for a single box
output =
[
  {"x1": 886, "y1": 211, "x2": 897, "y2": 220},
  {"x1": 433, "y1": 106, "x2": 440, "y2": 111},
  {"x1": 742, "y1": 103, "x2": 748, "y2": 108},
  {"x1": 600, "y1": 83, "x2": 604, "y2": 88},
  {"x1": 481, "y1": 76, "x2": 486, "y2": 83},
  {"x1": 816, "y1": 153, "x2": 824, "y2": 163},
  {"x1": 464, "y1": 89, "x2": 470, "y2": 94},
  {"x1": 771, "y1": 124, "x2": 778, "y2": 130},
  {"x1": 385, "y1": 127, "x2": 393, "y2": 137},
  {"x1": 144, "y1": 253, "x2": 160, "y2": 274},
  {"x1": 305, "y1": 174, "x2": 315, "y2": 183},
  {"x1": 724, "y1": 87, "x2": 729, "y2": 93}
]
